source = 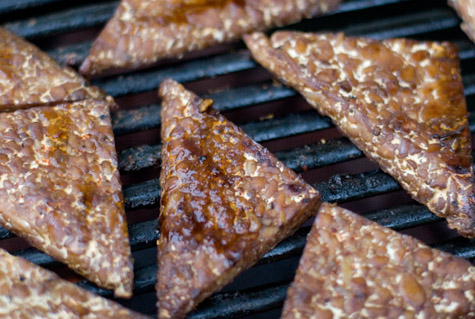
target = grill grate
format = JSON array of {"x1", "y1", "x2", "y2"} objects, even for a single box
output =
[{"x1": 0, "y1": 0, "x2": 474, "y2": 317}]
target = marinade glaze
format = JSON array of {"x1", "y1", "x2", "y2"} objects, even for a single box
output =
[{"x1": 157, "y1": 79, "x2": 320, "y2": 319}]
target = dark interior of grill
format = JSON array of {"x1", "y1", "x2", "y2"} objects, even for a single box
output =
[{"x1": 0, "y1": 0, "x2": 474, "y2": 318}]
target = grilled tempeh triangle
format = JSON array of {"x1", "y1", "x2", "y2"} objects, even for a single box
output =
[
  {"x1": 0, "y1": 247, "x2": 149, "y2": 319},
  {"x1": 79, "y1": 0, "x2": 342, "y2": 76},
  {"x1": 244, "y1": 32, "x2": 475, "y2": 237},
  {"x1": 157, "y1": 79, "x2": 320, "y2": 319},
  {"x1": 0, "y1": 27, "x2": 106, "y2": 110},
  {"x1": 282, "y1": 203, "x2": 475, "y2": 319},
  {"x1": 449, "y1": 0, "x2": 475, "y2": 43},
  {"x1": 0, "y1": 99, "x2": 133, "y2": 297}
]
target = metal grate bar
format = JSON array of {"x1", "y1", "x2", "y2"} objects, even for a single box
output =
[
  {"x1": 464, "y1": 74, "x2": 475, "y2": 96},
  {"x1": 3, "y1": 2, "x2": 118, "y2": 38},
  {"x1": 94, "y1": 51, "x2": 256, "y2": 97},
  {"x1": 188, "y1": 283, "x2": 288, "y2": 319},
  {"x1": 0, "y1": 0, "x2": 66, "y2": 14},
  {"x1": 111, "y1": 84, "x2": 296, "y2": 136},
  {"x1": 344, "y1": 8, "x2": 460, "y2": 39}
]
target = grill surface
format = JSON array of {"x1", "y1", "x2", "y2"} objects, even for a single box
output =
[{"x1": 0, "y1": 0, "x2": 474, "y2": 318}]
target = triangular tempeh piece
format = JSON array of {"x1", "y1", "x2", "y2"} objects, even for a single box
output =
[
  {"x1": 79, "y1": 0, "x2": 342, "y2": 76},
  {"x1": 0, "y1": 247, "x2": 149, "y2": 319},
  {"x1": 157, "y1": 79, "x2": 320, "y2": 319},
  {"x1": 244, "y1": 31, "x2": 475, "y2": 237},
  {"x1": 449, "y1": 0, "x2": 475, "y2": 43},
  {"x1": 0, "y1": 99, "x2": 133, "y2": 297},
  {"x1": 282, "y1": 203, "x2": 475, "y2": 319},
  {"x1": 0, "y1": 27, "x2": 106, "y2": 110}
]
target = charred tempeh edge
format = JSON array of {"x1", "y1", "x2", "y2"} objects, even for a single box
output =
[
  {"x1": 0, "y1": 247, "x2": 149, "y2": 319},
  {"x1": 0, "y1": 99, "x2": 133, "y2": 297},
  {"x1": 0, "y1": 27, "x2": 107, "y2": 110},
  {"x1": 282, "y1": 203, "x2": 475, "y2": 319},
  {"x1": 449, "y1": 0, "x2": 475, "y2": 43},
  {"x1": 157, "y1": 79, "x2": 320, "y2": 319},
  {"x1": 244, "y1": 31, "x2": 475, "y2": 237},
  {"x1": 79, "y1": 0, "x2": 342, "y2": 76}
]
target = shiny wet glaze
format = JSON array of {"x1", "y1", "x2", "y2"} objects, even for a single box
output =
[{"x1": 156, "y1": 79, "x2": 320, "y2": 319}]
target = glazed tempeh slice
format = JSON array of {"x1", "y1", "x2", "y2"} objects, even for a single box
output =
[
  {"x1": 244, "y1": 32, "x2": 475, "y2": 237},
  {"x1": 282, "y1": 203, "x2": 475, "y2": 319},
  {"x1": 0, "y1": 247, "x2": 149, "y2": 319},
  {"x1": 0, "y1": 99, "x2": 133, "y2": 297},
  {"x1": 157, "y1": 79, "x2": 320, "y2": 319},
  {"x1": 449, "y1": 0, "x2": 475, "y2": 43},
  {"x1": 0, "y1": 27, "x2": 106, "y2": 109},
  {"x1": 79, "y1": 0, "x2": 342, "y2": 76}
]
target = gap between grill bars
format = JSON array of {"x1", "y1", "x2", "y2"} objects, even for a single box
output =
[{"x1": 0, "y1": 0, "x2": 474, "y2": 318}]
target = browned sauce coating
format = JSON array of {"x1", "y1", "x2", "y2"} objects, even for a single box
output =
[
  {"x1": 79, "y1": 0, "x2": 342, "y2": 76},
  {"x1": 244, "y1": 31, "x2": 475, "y2": 237},
  {"x1": 0, "y1": 27, "x2": 105, "y2": 109},
  {"x1": 157, "y1": 79, "x2": 320, "y2": 319},
  {"x1": 282, "y1": 203, "x2": 475, "y2": 319},
  {"x1": 155, "y1": 0, "x2": 246, "y2": 24},
  {"x1": 449, "y1": 0, "x2": 475, "y2": 43},
  {"x1": 0, "y1": 99, "x2": 133, "y2": 297},
  {"x1": 0, "y1": 248, "x2": 150, "y2": 319}
]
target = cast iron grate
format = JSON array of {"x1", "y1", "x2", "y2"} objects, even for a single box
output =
[{"x1": 0, "y1": 0, "x2": 474, "y2": 317}]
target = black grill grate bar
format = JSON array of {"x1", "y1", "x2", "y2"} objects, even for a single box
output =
[
  {"x1": 0, "y1": 0, "x2": 67, "y2": 15},
  {"x1": 94, "y1": 51, "x2": 256, "y2": 97},
  {"x1": 343, "y1": 7, "x2": 459, "y2": 39},
  {"x1": 48, "y1": 41, "x2": 92, "y2": 67},
  {"x1": 2, "y1": 0, "x2": 413, "y2": 39},
  {"x1": 111, "y1": 84, "x2": 296, "y2": 136},
  {"x1": 2, "y1": 1, "x2": 118, "y2": 38},
  {"x1": 464, "y1": 74, "x2": 475, "y2": 96},
  {"x1": 336, "y1": 0, "x2": 410, "y2": 13}
]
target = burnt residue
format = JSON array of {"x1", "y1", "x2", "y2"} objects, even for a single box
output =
[
  {"x1": 277, "y1": 137, "x2": 363, "y2": 172},
  {"x1": 315, "y1": 169, "x2": 399, "y2": 203}
]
